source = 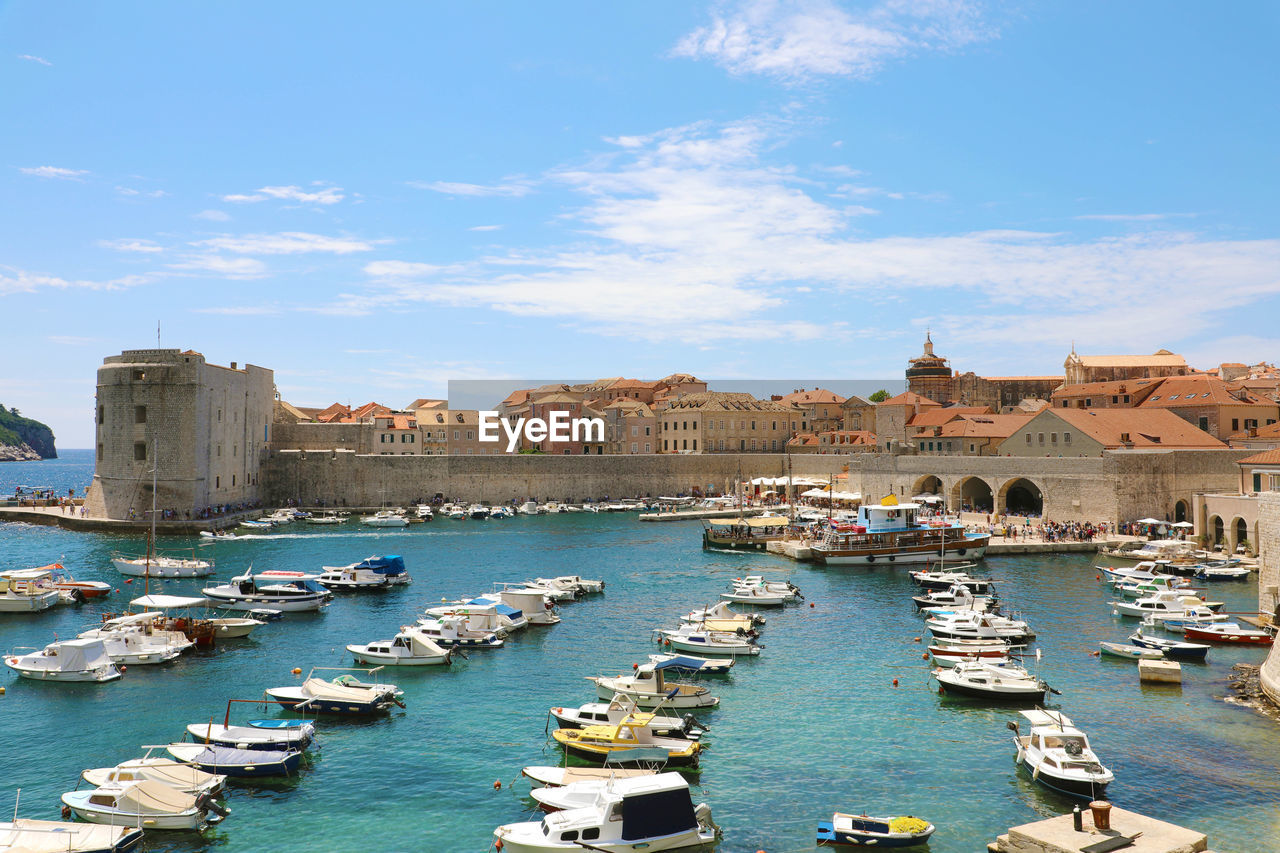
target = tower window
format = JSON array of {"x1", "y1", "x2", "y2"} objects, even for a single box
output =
[
  {"x1": 133, "y1": 442, "x2": 147, "y2": 461},
  {"x1": 134, "y1": 405, "x2": 146, "y2": 424}
]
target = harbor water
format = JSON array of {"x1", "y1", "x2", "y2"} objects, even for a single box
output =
[{"x1": 2, "y1": 453, "x2": 1278, "y2": 852}]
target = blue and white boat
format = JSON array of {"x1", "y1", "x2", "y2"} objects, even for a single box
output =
[
  {"x1": 164, "y1": 742, "x2": 304, "y2": 777},
  {"x1": 816, "y1": 813, "x2": 935, "y2": 847},
  {"x1": 186, "y1": 720, "x2": 315, "y2": 751},
  {"x1": 812, "y1": 499, "x2": 989, "y2": 566},
  {"x1": 201, "y1": 572, "x2": 333, "y2": 612},
  {"x1": 647, "y1": 653, "x2": 735, "y2": 675},
  {"x1": 317, "y1": 555, "x2": 410, "y2": 590},
  {"x1": 1128, "y1": 630, "x2": 1209, "y2": 661},
  {"x1": 264, "y1": 672, "x2": 404, "y2": 715}
]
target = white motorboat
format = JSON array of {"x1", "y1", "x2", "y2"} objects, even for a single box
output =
[
  {"x1": 0, "y1": 568, "x2": 61, "y2": 612},
  {"x1": 360, "y1": 509, "x2": 408, "y2": 527},
  {"x1": 521, "y1": 765, "x2": 659, "y2": 788},
  {"x1": 111, "y1": 555, "x2": 214, "y2": 578},
  {"x1": 682, "y1": 600, "x2": 765, "y2": 627},
  {"x1": 494, "y1": 772, "x2": 718, "y2": 852},
  {"x1": 0, "y1": 818, "x2": 142, "y2": 852},
  {"x1": 415, "y1": 504, "x2": 435, "y2": 520},
  {"x1": 1010, "y1": 709, "x2": 1113, "y2": 799},
  {"x1": 482, "y1": 585, "x2": 561, "y2": 624},
  {"x1": 264, "y1": 672, "x2": 403, "y2": 715},
  {"x1": 912, "y1": 583, "x2": 993, "y2": 611},
  {"x1": 413, "y1": 615, "x2": 504, "y2": 648},
  {"x1": 550, "y1": 694, "x2": 708, "y2": 739},
  {"x1": 210, "y1": 616, "x2": 265, "y2": 638},
  {"x1": 61, "y1": 780, "x2": 225, "y2": 830},
  {"x1": 199, "y1": 528, "x2": 236, "y2": 539},
  {"x1": 186, "y1": 720, "x2": 315, "y2": 751},
  {"x1": 732, "y1": 575, "x2": 802, "y2": 601},
  {"x1": 1149, "y1": 606, "x2": 1233, "y2": 630},
  {"x1": 718, "y1": 585, "x2": 788, "y2": 606},
  {"x1": 468, "y1": 504, "x2": 491, "y2": 519},
  {"x1": 647, "y1": 653, "x2": 736, "y2": 675},
  {"x1": 444, "y1": 505, "x2": 466, "y2": 519},
  {"x1": 306, "y1": 511, "x2": 345, "y2": 525},
  {"x1": 932, "y1": 660, "x2": 1051, "y2": 702},
  {"x1": 238, "y1": 519, "x2": 273, "y2": 530},
  {"x1": 518, "y1": 501, "x2": 543, "y2": 515},
  {"x1": 909, "y1": 567, "x2": 989, "y2": 590},
  {"x1": 318, "y1": 554, "x2": 410, "y2": 589},
  {"x1": 429, "y1": 598, "x2": 530, "y2": 632},
  {"x1": 1196, "y1": 565, "x2": 1251, "y2": 581},
  {"x1": 516, "y1": 579, "x2": 577, "y2": 603},
  {"x1": 926, "y1": 611, "x2": 1035, "y2": 642},
  {"x1": 533, "y1": 575, "x2": 606, "y2": 595},
  {"x1": 5, "y1": 638, "x2": 121, "y2": 682},
  {"x1": 79, "y1": 611, "x2": 194, "y2": 664},
  {"x1": 348, "y1": 629, "x2": 452, "y2": 665},
  {"x1": 655, "y1": 624, "x2": 761, "y2": 656},
  {"x1": 489, "y1": 505, "x2": 513, "y2": 519},
  {"x1": 1110, "y1": 590, "x2": 1221, "y2": 618},
  {"x1": 82, "y1": 758, "x2": 226, "y2": 797},
  {"x1": 591, "y1": 661, "x2": 719, "y2": 710},
  {"x1": 201, "y1": 572, "x2": 333, "y2": 611}
]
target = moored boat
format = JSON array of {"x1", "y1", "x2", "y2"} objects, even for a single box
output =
[
  {"x1": 816, "y1": 813, "x2": 935, "y2": 847},
  {"x1": 318, "y1": 554, "x2": 410, "y2": 589},
  {"x1": 201, "y1": 572, "x2": 333, "y2": 612},
  {"x1": 813, "y1": 499, "x2": 988, "y2": 566},
  {"x1": 702, "y1": 516, "x2": 789, "y2": 551},
  {"x1": 1009, "y1": 709, "x2": 1113, "y2": 799},
  {"x1": 1127, "y1": 630, "x2": 1209, "y2": 660},
  {"x1": 932, "y1": 660, "x2": 1050, "y2": 703},
  {"x1": 655, "y1": 625, "x2": 761, "y2": 657},
  {"x1": 61, "y1": 780, "x2": 225, "y2": 830},
  {"x1": 550, "y1": 695, "x2": 709, "y2": 739},
  {"x1": 264, "y1": 672, "x2": 404, "y2": 715},
  {"x1": 591, "y1": 661, "x2": 719, "y2": 710},
  {"x1": 82, "y1": 757, "x2": 226, "y2": 797},
  {"x1": 1183, "y1": 623, "x2": 1274, "y2": 645},
  {"x1": 0, "y1": 817, "x2": 142, "y2": 852},
  {"x1": 186, "y1": 720, "x2": 316, "y2": 751},
  {"x1": 647, "y1": 653, "x2": 735, "y2": 675},
  {"x1": 360, "y1": 510, "x2": 408, "y2": 527},
  {"x1": 1098, "y1": 641, "x2": 1163, "y2": 661},
  {"x1": 111, "y1": 554, "x2": 214, "y2": 578},
  {"x1": 0, "y1": 568, "x2": 62, "y2": 612},
  {"x1": 5, "y1": 638, "x2": 121, "y2": 682},
  {"x1": 164, "y1": 742, "x2": 303, "y2": 777},
  {"x1": 551, "y1": 713, "x2": 704, "y2": 767},
  {"x1": 347, "y1": 629, "x2": 452, "y2": 665}
]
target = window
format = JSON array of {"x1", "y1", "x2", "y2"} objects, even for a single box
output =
[
  {"x1": 1025, "y1": 433, "x2": 1031, "y2": 444},
  {"x1": 97, "y1": 443, "x2": 104, "y2": 461},
  {"x1": 751, "y1": 421, "x2": 756, "y2": 430},
  {"x1": 1051, "y1": 432, "x2": 1058, "y2": 444},
  {"x1": 1169, "y1": 395, "x2": 1179, "y2": 401},
  {"x1": 1232, "y1": 419, "x2": 1240, "y2": 432},
  {"x1": 631, "y1": 426, "x2": 638, "y2": 437},
  {"x1": 582, "y1": 827, "x2": 600, "y2": 841},
  {"x1": 1198, "y1": 416, "x2": 1209, "y2": 431},
  {"x1": 630, "y1": 442, "x2": 638, "y2": 453},
  {"x1": 232, "y1": 475, "x2": 236, "y2": 486},
  {"x1": 682, "y1": 439, "x2": 687, "y2": 450},
  {"x1": 645, "y1": 442, "x2": 651, "y2": 452},
  {"x1": 98, "y1": 405, "x2": 105, "y2": 424},
  {"x1": 1064, "y1": 431, "x2": 1071, "y2": 444},
  {"x1": 132, "y1": 370, "x2": 145, "y2": 380},
  {"x1": 1123, "y1": 395, "x2": 1130, "y2": 403},
  {"x1": 134, "y1": 442, "x2": 147, "y2": 461},
  {"x1": 453, "y1": 430, "x2": 459, "y2": 440},
  {"x1": 970, "y1": 443, "x2": 976, "y2": 453},
  {"x1": 771, "y1": 421, "x2": 777, "y2": 430},
  {"x1": 1038, "y1": 433, "x2": 1044, "y2": 445},
  {"x1": 1061, "y1": 400, "x2": 1069, "y2": 408},
  {"x1": 380, "y1": 434, "x2": 387, "y2": 443},
  {"x1": 771, "y1": 439, "x2": 777, "y2": 450},
  {"x1": 215, "y1": 476, "x2": 220, "y2": 488},
  {"x1": 663, "y1": 440, "x2": 668, "y2": 450},
  {"x1": 466, "y1": 430, "x2": 474, "y2": 440},
  {"x1": 645, "y1": 426, "x2": 651, "y2": 436},
  {"x1": 693, "y1": 439, "x2": 698, "y2": 450},
  {"x1": 1111, "y1": 396, "x2": 1118, "y2": 404},
  {"x1": 750, "y1": 439, "x2": 757, "y2": 450},
  {"x1": 1253, "y1": 473, "x2": 1262, "y2": 491},
  {"x1": 1149, "y1": 395, "x2": 1160, "y2": 401}
]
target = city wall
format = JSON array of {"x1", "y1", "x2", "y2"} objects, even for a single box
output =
[{"x1": 1256, "y1": 494, "x2": 1280, "y2": 706}]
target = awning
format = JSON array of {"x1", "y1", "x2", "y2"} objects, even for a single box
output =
[
  {"x1": 130, "y1": 594, "x2": 209, "y2": 609},
  {"x1": 1170, "y1": 521, "x2": 1194, "y2": 528},
  {"x1": 1135, "y1": 518, "x2": 1164, "y2": 525},
  {"x1": 800, "y1": 488, "x2": 830, "y2": 498},
  {"x1": 912, "y1": 494, "x2": 943, "y2": 503}
]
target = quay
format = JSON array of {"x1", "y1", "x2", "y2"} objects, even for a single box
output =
[
  {"x1": 988, "y1": 804, "x2": 1212, "y2": 853},
  {"x1": 639, "y1": 507, "x2": 780, "y2": 522}
]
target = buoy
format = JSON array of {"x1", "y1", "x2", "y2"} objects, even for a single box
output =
[
  {"x1": 495, "y1": 840, "x2": 504, "y2": 851},
  {"x1": 493, "y1": 780, "x2": 501, "y2": 789},
  {"x1": 809, "y1": 602, "x2": 815, "y2": 608},
  {"x1": 1096, "y1": 575, "x2": 1101, "y2": 581},
  {"x1": 62, "y1": 805, "x2": 71, "y2": 819},
  {"x1": 913, "y1": 637, "x2": 921, "y2": 643},
  {"x1": 292, "y1": 667, "x2": 302, "y2": 675},
  {"x1": 632, "y1": 663, "x2": 639, "y2": 669},
  {"x1": 124, "y1": 578, "x2": 133, "y2": 584},
  {"x1": 892, "y1": 678, "x2": 898, "y2": 687},
  {"x1": 119, "y1": 665, "x2": 127, "y2": 673},
  {"x1": 0, "y1": 686, "x2": 5, "y2": 695}
]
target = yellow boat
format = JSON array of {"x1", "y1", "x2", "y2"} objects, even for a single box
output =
[{"x1": 551, "y1": 713, "x2": 703, "y2": 767}]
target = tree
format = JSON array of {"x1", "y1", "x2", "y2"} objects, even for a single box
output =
[{"x1": 868, "y1": 389, "x2": 891, "y2": 403}]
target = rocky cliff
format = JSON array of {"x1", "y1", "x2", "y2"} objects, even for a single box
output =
[{"x1": 0, "y1": 406, "x2": 57, "y2": 460}]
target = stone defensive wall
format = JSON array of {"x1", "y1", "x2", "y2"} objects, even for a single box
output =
[
  {"x1": 261, "y1": 450, "x2": 843, "y2": 506},
  {"x1": 1257, "y1": 494, "x2": 1280, "y2": 707}
]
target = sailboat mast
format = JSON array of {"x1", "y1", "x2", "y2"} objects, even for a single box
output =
[{"x1": 146, "y1": 438, "x2": 157, "y2": 595}]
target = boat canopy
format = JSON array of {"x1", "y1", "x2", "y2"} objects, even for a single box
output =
[
  {"x1": 50, "y1": 638, "x2": 113, "y2": 670},
  {"x1": 652, "y1": 655, "x2": 712, "y2": 671},
  {"x1": 621, "y1": 786, "x2": 698, "y2": 841},
  {"x1": 708, "y1": 516, "x2": 787, "y2": 529},
  {"x1": 130, "y1": 594, "x2": 209, "y2": 610},
  {"x1": 604, "y1": 747, "x2": 675, "y2": 767},
  {"x1": 112, "y1": 780, "x2": 197, "y2": 813},
  {"x1": 356, "y1": 555, "x2": 406, "y2": 576},
  {"x1": 466, "y1": 598, "x2": 522, "y2": 619}
]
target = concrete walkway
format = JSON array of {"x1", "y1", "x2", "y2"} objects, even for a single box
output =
[{"x1": 0, "y1": 504, "x2": 255, "y2": 535}]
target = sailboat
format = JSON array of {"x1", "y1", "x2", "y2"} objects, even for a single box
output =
[{"x1": 112, "y1": 440, "x2": 214, "y2": 578}]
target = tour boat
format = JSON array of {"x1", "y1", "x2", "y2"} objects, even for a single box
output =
[
  {"x1": 112, "y1": 554, "x2": 214, "y2": 578},
  {"x1": 264, "y1": 673, "x2": 404, "y2": 715},
  {"x1": 37, "y1": 563, "x2": 113, "y2": 600},
  {"x1": 186, "y1": 720, "x2": 316, "y2": 751},
  {"x1": 318, "y1": 554, "x2": 410, "y2": 589},
  {"x1": 360, "y1": 510, "x2": 408, "y2": 527},
  {"x1": 82, "y1": 757, "x2": 226, "y2": 797},
  {"x1": 591, "y1": 661, "x2": 720, "y2": 710},
  {"x1": 926, "y1": 611, "x2": 1036, "y2": 642},
  {"x1": 816, "y1": 813, "x2": 936, "y2": 848},
  {"x1": 0, "y1": 818, "x2": 142, "y2": 853},
  {"x1": 550, "y1": 695, "x2": 709, "y2": 739},
  {"x1": 647, "y1": 653, "x2": 735, "y2": 675},
  {"x1": 1183, "y1": 623, "x2": 1274, "y2": 645},
  {"x1": 61, "y1": 780, "x2": 226, "y2": 831},
  {"x1": 1009, "y1": 709, "x2": 1113, "y2": 799},
  {"x1": 5, "y1": 638, "x2": 121, "y2": 682},
  {"x1": 1127, "y1": 630, "x2": 1209, "y2": 660},
  {"x1": 413, "y1": 614, "x2": 504, "y2": 648},
  {"x1": 655, "y1": 624, "x2": 761, "y2": 656},
  {"x1": 493, "y1": 772, "x2": 718, "y2": 852},
  {"x1": 813, "y1": 499, "x2": 989, "y2": 566},
  {"x1": 932, "y1": 660, "x2": 1051, "y2": 702},
  {"x1": 0, "y1": 567, "x2": 62, "y2": 612},
  {"x1": 552, "y1": 713, "x2": 704, "y2": 767},
  {"x1": 347, "y1": 629, "x2": 453, "y2": 666},
  {"x1": 164, "y1": 742, "x2": 304, "y2": 777},
  {"x1": 201, "y1": 572, "x2": 333, "y2": 611},
  {"x1": 1098, "y1": 642, "x2": 1163, "y2": 661},
  {"x1": 701, "y1": 516, "x2": 789, "y2": 551}
]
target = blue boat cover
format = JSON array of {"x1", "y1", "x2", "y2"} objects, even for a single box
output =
[
  {"x1": 357, "y1": 555, "x2": 407, "y2": 576},
  {"x1": 465, "y1": 598, "x2": 522, "y2": 619},
  {"x1": 653, "y1": 655, "x2": 710, "y2": 671},
  {"x1": 189, "y1": 745, "x2": 294, "y2": 765}
]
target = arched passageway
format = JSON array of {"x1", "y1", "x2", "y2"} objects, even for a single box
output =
[
  {"x1": 913, "y1": 475, "x2": 943, "y2": 495},
  {"x1": 1000, "y1": 478, "x2": 1043, "y2": 516},
  {"x1": 1174, "y1": 500, "x2": 1187, "y2": 523},
  {"x1": 1210, "y1": 516, "x2": 1224, "y2": 546},
  {"x1": 953, "y1": 477, "x2": 993, "y2": 513}
]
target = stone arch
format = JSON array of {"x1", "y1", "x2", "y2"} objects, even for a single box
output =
[
  {"x1": 1173, "y1": 500, "x2": 1188, "y2": 524},
  {"x1": 1210, "y1": 515, "x2": 1224, "y2": 547},
  {"x1": 1233, "y1": 517, "x2": 1248, "y2": 553},
  {"x1": 952, "y1": 476, "x2": 993, "y2": 513},
  {"x1": 999, "y1": 478, "x2": 1044, "y2": 516},
  {"x1": 912, "y1": 474, "x2": 943, "y2": 496}
]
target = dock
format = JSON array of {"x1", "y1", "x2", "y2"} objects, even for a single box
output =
[
  {"x1": 639, "y1": 507, "x2": 781, "y2": 523},
  {"x1": 988, "y1": 804, "x2": 1212, "y2": 853}
]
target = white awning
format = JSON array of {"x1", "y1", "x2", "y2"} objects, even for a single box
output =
[
  {"x1": 130, "y1": 594, "x2": 209, "y2": 609},
  {"x1": 800, "y1": 488, "x2": 830, "y2": 498},
  {"x1": 1135, "y1": 518, "x2": 1164, "y2": 525}
]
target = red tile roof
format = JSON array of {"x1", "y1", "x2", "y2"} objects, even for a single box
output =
[
  {"x1": 1041, "y1": 408, "x2": 1228, "y2": 448},
  {"x1": 878, "y1": 391, "x2": 941, "y2": 408},
  {"x1": 1237, "y1": 449, "x2": 1280, "y2": 465}
]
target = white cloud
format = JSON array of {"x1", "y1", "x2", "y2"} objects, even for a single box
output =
[
  {"x1": 222, "y1": 185, "x2": 344, "y2": 205},
  {"x1": 0, "y1": 266, "x2": 151, "y2": 295},
  {"x1": 19, "y1": 166, "x2": 87, "y2": 180},
  {"x1": 673, "y1": 0, "x2": 994, "y2": 83},
  {"x1": 18, "y1": 54, "x2": 51, "y2": 66},
  {"x1": 167, "y1": 255, "x2": 268, "y2": 278},
  {"x1": 364, "y1": 261, "x2": 442, "y2": 278},
  {"x1": 1074, "y1": 213, "x2": 1192, "y2": 222},
  {"x1": 193, "y1": 209, "x2": 231, "y2": 221},
  {"x1": 98, "y1": 238, "x2": 163, "y2": 253},
  {"x1": 116, "y1": 186, "x2": 167, "y2": 198},
  {"x1": 192, "y1": 232, "x2": 382, "y2": 255},
  {"x1": 409, "y1": 179, "x2": 534, "y2": 198},
  {"x1": 468, "y1": 225, "x2": 503, "y2": 232}
]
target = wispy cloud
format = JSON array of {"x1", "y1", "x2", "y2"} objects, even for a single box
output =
[
  {"x1": 468, "y1": 225, "x2": 504, "y2": 232},
  {"x1": 364, "y1": 261, "x2": 442, "y2": 278},
  {"x1": 1074, "y1": 213, "x2": 1194, "y2": 222},
  {"x1": 116, "y1": 186, "x2": 167, "y2": 198},
  {"x1": 18, "y1": 54, "x2": 51, "y2": 66},
  {"x1": 98, "y1": 238, "x2": 163, "y2": 254},
  {"x1": 193, "y1": 209, "x2": 231, "y2": 222},
  {"x1": 0, "y1": 266, "x2": 152, "y2": 295},
  {"x1": 167, "y1": 255, "x2": 268, "y2": 278},
  {"x1": 409, "y1": 180, "x2": 535, "y2": 198},
  {"x1": 222, "y1": 185, "x2": 345, "y2": 205},
  {"x1": 673, "y1": 0, "x2": 994, "y2": 83},
  {"x1": 19, "y1": 166, "x2": 87, "y2": 180},
  {"x1": 192, "y1": 232, "x2": 383, "y2": 255}
]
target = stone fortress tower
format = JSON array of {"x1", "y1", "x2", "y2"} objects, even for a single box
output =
[
  {"x1": 905, "y1": 331, "x2": 954, "y2": 403},
  {"x1": 83, "y1": 349, "x2": 275, "y2": 521}
]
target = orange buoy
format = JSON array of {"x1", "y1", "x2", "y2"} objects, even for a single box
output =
[
  {"x1": 809, "y1": 602, "x2": 815, "y2": 608},
  {"x1": 921, "y1": 653, "x2": 928, "y2": 660},
  {"x1": 892, "y1": 678, "x2": 898, "y2": 687},
  {"x1": 292, "y1": 667, "x2": 302, "y2": 675},
  {"x1": 119, "y1": 665, "x2": 127, "y2": 673},
  {"x1": 913, "y1": 637, "x2": 921, "y2": 643},
  {"x1": 494, "y1": 780, "x2": 501, "y2": 789},
  {"x1": 1096, "y1": 575, "x2": 1102, "y2": 581},
  {"x1": 495, "y1": 840, "x2": 504, "y2": 851},
  {"x1": 632, "y1": 663, "x2": 639, "y2": 669}
]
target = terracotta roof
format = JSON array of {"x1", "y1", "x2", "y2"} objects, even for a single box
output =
[
  {"x1": 603, "y1": 398, "x2": 653, "y2": 413},
  {"x1": 664, "y1": 392, "x2": 792, "y2": 412},
  {"x1": 607, "y1": 378, "x2": 656, "y2": 390},
  {"x1": 1069, "y1": 351, "x2": 1187, "y2": 368},
  {"x1": 982, "y1": 376, "x2": 1064, "y2": 382},
  {"x1": 777, "y1": 388, "x2": 846, "y2": 406},
  {"x1": 658, "y1": 373, "x2": 703, "y2": 385},
  {"x1": 878, "y1": 391, "x2": 942, "y2": 408},
  {"x1": 500, "y1": 389, "x2": 531, "y2": 407},
  {"x1": 1034, "y1": 408, "x2": 1227, "y2": 449},
  {"x1": 908, "y1": 406, "x2": 992, "y2": 428},
  {"x1": 1229, "y1": 421, "x2": 1280, "y2": 440},
  {"x1": 1238, "y1": 449, "x2": 1280, "y2": 465},
  {"x1": 408, "y1": 398, "x2": 446, "y2": 410},
  {"x1": 532, "y1": 393, "x2": 583, "y2": 405},
  {"x1": 935, "y1": 413, "x2": 1035, "y2": 439},
  {"x1": 1138, "y1": 376, "x2": 1273, "y2": 409},
  {"x1": 1052, "y1": 378, "x2": 1162, "y2": 399}
]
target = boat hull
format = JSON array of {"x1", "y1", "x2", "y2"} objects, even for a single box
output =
[
  {"x1": 201, "y1": 591, "x2": 329, "y2": 611},
  {"x1": 112, "y1": 559, "x2": 213, "y2": 578},
  {"x1": 815, "y1": 537, "x2": 988, "y2": 566},
  {"x1": 5, "y1": 661, "x2": 120, "y2": 682},
  {"x1": 0, "y1": 592, "x2": 60, "y2": 611},
  {"x1": 1183, "y1": 626, "x2": 1274, "y2": 645},
  {"x1": 592, "y1": 683, "x2": 718, "y2": 710},
  {"x1": 346, "y1": 645, "x2": 450, "y2": 666},
  {"x1": 264, "y1": 686, "x2": 396, "y2": 715},
  {"x1": 935, "y1": 678, "x2": 1045, "y2": 703},
  {"x1": 1016, "y1": 758, "x2": 1110, "y2": 800},
  {"x1": 60, "y1": 798, "x2": 207, "y2": 831}
]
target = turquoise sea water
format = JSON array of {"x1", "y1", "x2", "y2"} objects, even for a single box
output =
[{"x1": 1, "y1": 455, "x2": 1278, "y2": 852}]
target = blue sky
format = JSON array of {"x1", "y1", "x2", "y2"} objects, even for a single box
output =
[{"x1": 2, "y1": 1, "x2": 1277, "y2": 447}]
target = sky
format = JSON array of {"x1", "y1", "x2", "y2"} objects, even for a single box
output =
[{"x1": 2, "y1": 1, "x2": 1277, "y2": 447}]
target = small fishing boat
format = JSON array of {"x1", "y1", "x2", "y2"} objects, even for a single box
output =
[
  {"x1": 516, "y1": 579, "x2": 577, "y2": 603},
  {"x1": 529, "y1": 777, "x2": 637, "y2": 812},
  {"x1": 264, "y1": 672, "x2": 404, "y2": 715},
  {"x1": 928, "y1": 644, "x2": 1011, "y2": 665},
  {"x1": 238, "y1": 519, "x2": 273, "y2": 530},
  {"x1": 926, "y1": 611, "x2": 1035, "y2": 642},
  {"x1": 816, "y1": 813, "x2": 936, "y2": 847},
  {"x1": 912, "y1": 583, "x2": 994, "y2": 612},
  {"x1": 201, "y1": 572, "x2": 333, "y2": 611},
  {"x1": 79, "y1": 611, "x2": 195, "y2": 664},
  {"x1": 733, "y1": 575, "x2": 802, "y2": 601},
  {"x1": 0, "y1": 568, "x2": 61, "y2": 612},
  {"x1": 430, "y1": 597, "x2": 530, "y2": 632},
  {"x1": 532, "y1": 575, "x2": 605, "y2": 595},
  {"x1": 1144, "y1": 605, "x2": 1231, "y2": 630},
  {"x1": 1009, "y1": 709, "x2": 1113, "y2": 799},
  {"x1": 647, "y1": 653, "x2": 735, "y2": 675},
  {"x1": 414, "y1": 614, "x2": 504, "y2": 648},
  {"x1": 82, "y1": 757, "x2": 226, "y2": 797},
  {"x1": 164, "y1": 742, "x2": 304, "y2": 777},
  {"x1": 488, "y1": 505, "x2": 513, "y2": 519},
  {"x1": 111, "y1": 554, "x2": 214, "y2": 578},
  {"x1": 1183, "y1": 623, "x2": 1274, "y2": 645},
  {"x1": 5, "y1": 638, "x2": 121, "y2": 682},
  {"x1": 932, "y1": 660, "x2": 1051, "y2": 703},
  {"x1": 318, "y1": 554, "x2": 410, "y2": 589},
  {"x1": 0, "y1": 817, "x2": 142, "y2": 852},
  {"x1": 654, "y1": 625, "x2": 761, "y2": 656},
  {"x1": 494, "y1": 773, "x2": 718, "y2": 853},
  {"x1": 186, "y1": 720, "x2": 316, "y2": 751},
  {"x1": 446, "y1": 506, "x2": 467, "y2": 520},
  {"x1": 360, "y1": 510, "x2": 409, "y2": 527},
  {"x1": 210, "y1": 616, "x2": 265, "y2": 638},
  {"x1": 38, "y1": 563, "x2": 114, "y2": 600},
  {"x1": 1127, "y1": 630, "x2": 1209, "y2": 660},
  {"x1": 1099, "y1": 642, "x2": 1163, "y2": 661},
  {"x1": 1195, "y1": 565, "x2": 1252, "y2": 581},
  {"x1": 306, "y1": 511, "x2": 345, "y2": 525},
  {"x1": 590, "y1": 661, "x2": 719, "y2": 710},
  {"x1": 199, "y1": 528, "x2": 236, "y2": 538},
  {"x1": 681, "y1": 600, "x2": 764, "y2": 629},
  {"x1": 910, "y1": 569, "x2": 993, "y2": 593},
  {"x1": 718, "y1": 585, "x2": 788, "y2": 606},
  {"x1": 549, "y1": 695, "x2": 709, "y2": 739},
  {"x1": 61, "y1": 780, "x2": 226, "y2": 830},
  {"x1": 467, "y1": 504, "x2": 490, "y2": 520},
  {"x1": 347, "y1": 629, "x2": 452, "y2": 666},
  {"x1": 1110, "y1": 591, "x2": 1222, "y2": 619}
]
